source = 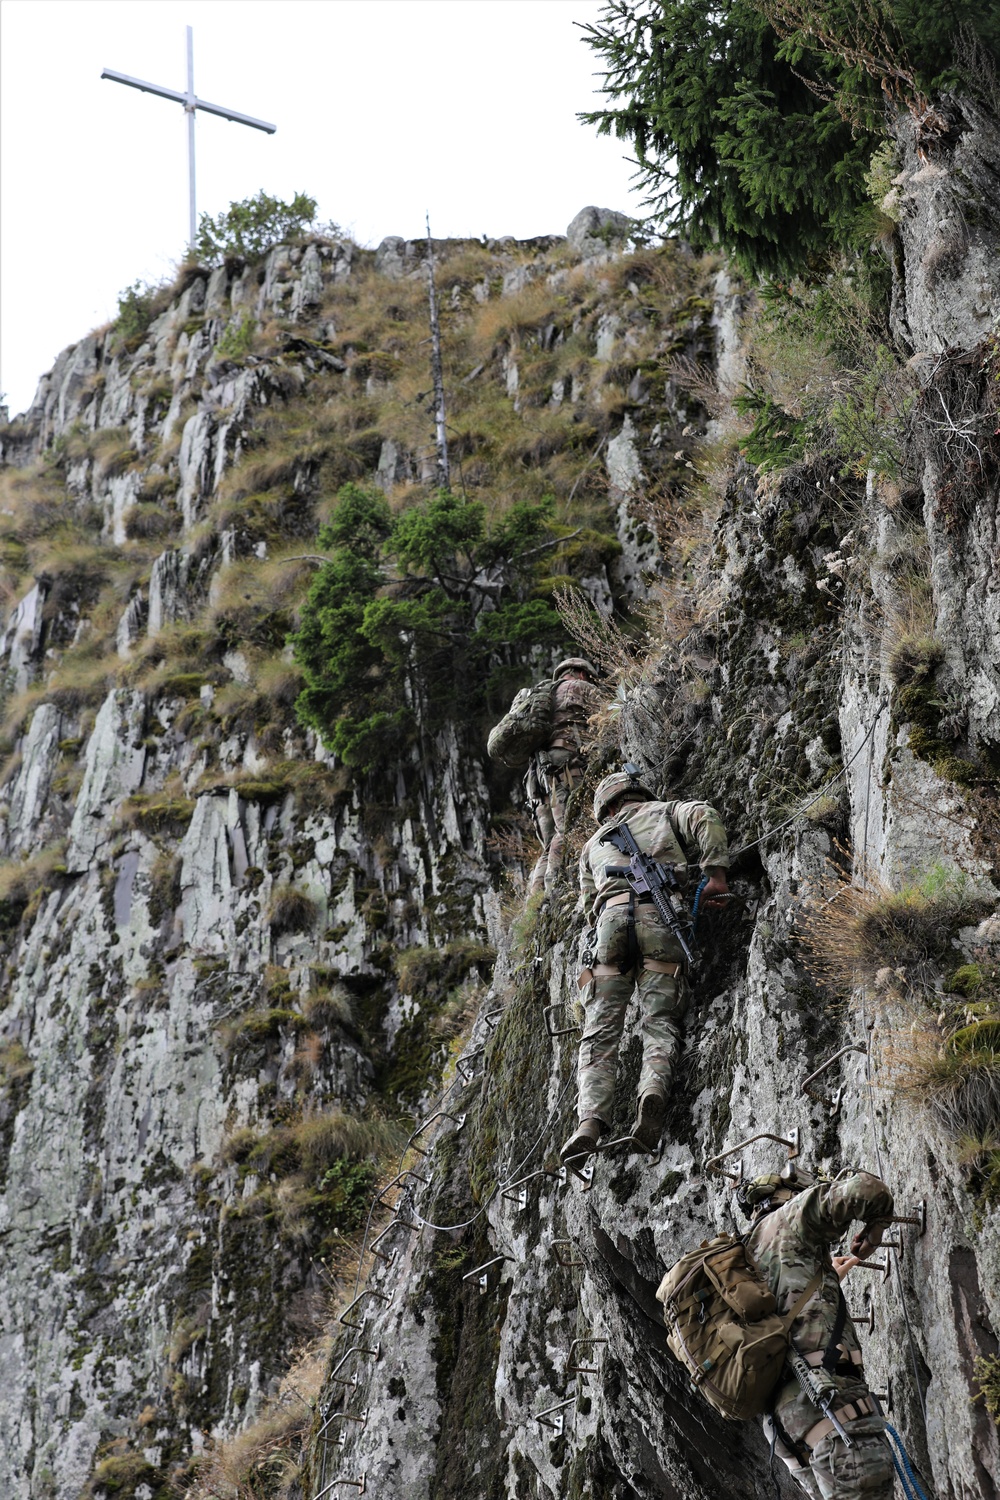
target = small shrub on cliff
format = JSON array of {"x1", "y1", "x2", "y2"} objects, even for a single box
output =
[
  {"x1": 268, "y1": 884, "x2": 319, "y2": 935},
  {"x1": 113, "y1": 280, "x2": 164, "y2": 352},
  {"x1": 974, "y1": 1353, "x2": 1000, "y2": 1424},
  {"x1": 214, "y1": 312, "x2": 258, "y2": 361},
  {"x1": 195, "y1": 189, "x2": 320, "y2": 264}
]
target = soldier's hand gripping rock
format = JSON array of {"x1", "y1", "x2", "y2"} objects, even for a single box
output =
[
  {"x1": 739, "y1": 1169, "x2": 897, "y2": 1500},
  {"x1": 560, "y1": 766, "x2": 730, "y2": 1166}
]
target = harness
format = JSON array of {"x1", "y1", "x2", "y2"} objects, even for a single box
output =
[{"x1": 767, "y1": 1284, "x2": 867, "y2": 1465}]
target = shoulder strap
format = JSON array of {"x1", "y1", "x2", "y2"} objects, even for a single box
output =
[
  {"x1": 822, "y1": 1287, "x2": 849, "y2": 1369},
  {"x1": 780, "y1": 1272, "x2": 823, "y2": 1334}
]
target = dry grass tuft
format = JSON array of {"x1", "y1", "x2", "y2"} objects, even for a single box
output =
[
  {"x1": 798, "y1": 861, "x2": 994, "y2": 995},
  {"x1": 185, "y1": 1339, "x2": 330, "y2": 1499},
  {"x1": 554, "y1": 585, "x2": 651, "y2": 685}
]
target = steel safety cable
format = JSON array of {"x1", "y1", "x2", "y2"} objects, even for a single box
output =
[
  {"x1": 729, "y1": 697, "x2": 888, "y2": 863},
  {"x1": 349, "y1": 929, "x2": 577, "y2": 1288}
]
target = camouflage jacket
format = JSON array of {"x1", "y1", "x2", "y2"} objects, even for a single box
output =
[
  {"x1": 579, "y1": 798, "x2": 729, "y2": 920},
  {"x1": 747, "y1": 1173, "x2": 894, "y2": 1437}
]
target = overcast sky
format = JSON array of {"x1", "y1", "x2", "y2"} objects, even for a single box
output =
[{"x1": 0, "y1": 0, "x2": 644, "y2": 418}]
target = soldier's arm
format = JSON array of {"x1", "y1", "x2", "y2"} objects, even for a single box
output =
[
  {"x1": 672, "y1": 801, "x2": 730, "y2": 906},
  {"x1": 672, "y1": 800, "x2": 731, "y2": 871},
  {"x1": 801, "y1": 1173, "x2": 895, "y2": 1258}
]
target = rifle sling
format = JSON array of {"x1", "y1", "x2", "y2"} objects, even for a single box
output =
[
  {"x1": 780, "y1": 1271, "x2": 824, "y2": 1334},
  {"x1": 822, "y1": 1288, "x2": 850, "y2": 1371}
]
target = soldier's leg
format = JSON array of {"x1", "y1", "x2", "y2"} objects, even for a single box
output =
[
  {"x1": 761, "y1": 1417, "x2": 823, "y2": 1500},
  {"x1": 576, "y1": 968, "x2": 633, "y2": 1125},
  {"x1": 630, "y1": 911, "x2": 687, "y2": 1145},
  {"x1": 528, "y1": 799, "x2": 555, "y2": 899},
  {"x1": 543, "y1": 776, "x2": 571, "y2": 891},
  {"x1": 808, "y1": 1415, "x2": 894, "y2": 1500},
  {"x1": 572, "y1": 908, "x2": 634, "y2": 1127}
]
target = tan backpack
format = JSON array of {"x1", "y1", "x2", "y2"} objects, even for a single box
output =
[
  {"x1": 656, "y1": 1233, "x2": 821, "y2": 1422},
  {"x1": 486, "y1": 680, "x2": 554, "y2": 769}
]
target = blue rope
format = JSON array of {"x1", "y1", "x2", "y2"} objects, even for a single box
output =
[
  {"x1": 884, "y1": 1423, "x2": 931, "y2": 1500},
  {"x1": 691, "y1": 874, "x2": 709, "y2": 938}
]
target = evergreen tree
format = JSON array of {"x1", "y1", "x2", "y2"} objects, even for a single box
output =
[
  {"x1": 581, "y1": 0, "x2": 1000, "y2": 277},
  {"x1": 292, "y1": 485, "x2": 566, "y2": 769}
]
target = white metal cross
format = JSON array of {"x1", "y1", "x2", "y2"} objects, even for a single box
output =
[{"x1": 102, "y1": 26, "x2": 276, "y2": 249}]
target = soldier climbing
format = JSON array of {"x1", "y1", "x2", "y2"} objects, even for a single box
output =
[
  {"x1": 488, "y1": 657, "x2": 602, "y2": 897},
  {"x1": 739, "y1": 1167, "x2": 898, "y2": 1500},
  {"x1": 561, "y1": 764, "x2": 730, "y2": 1164}
]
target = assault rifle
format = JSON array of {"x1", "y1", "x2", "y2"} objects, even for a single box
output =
[
  {"x1": 598, "y1": 820, "x2": 696, "y2": 968},
  {"x1": 786, "y1": 1345, "x2": 853, "y2": 1447}
]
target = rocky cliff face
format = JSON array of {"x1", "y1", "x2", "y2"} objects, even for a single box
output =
[{"x1": 0, "y1": 114, "x2": 997, "y2": 1500}]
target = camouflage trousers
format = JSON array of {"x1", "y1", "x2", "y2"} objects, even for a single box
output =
[
  {"x1": 767, "y1": 1411, "x2": 894, "y2": 1500},
  {"x1": 529, "y1": 752, "x2": 581, "y2": 896},
  {"x1": 576, "y1": 904, "x2": 687, "y2": 1125}
]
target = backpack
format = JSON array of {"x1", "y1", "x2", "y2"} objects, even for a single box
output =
[
  {"x1": 656, "y1": 1233, "x2": 821, "y2": 1422},
  {"x1": 486, "y1": 680, "x2": 554, "y2": 769}
]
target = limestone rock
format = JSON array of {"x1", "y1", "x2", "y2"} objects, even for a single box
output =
[
  {"x1": 66, "y1": 690, "x2": 147, "y2": 871},
  {"x1": 148, "y1": 549, "x2": 189, "y2": 635},
  {"x1": 567, "y1": 205, "x2": 632, "y2": 258},
  {"x1": 893, "y1": 98, "x2": 1000, "y2": 353},
  {"x1": 4, "y1": 703, "x2": 61, "y2": 855}
]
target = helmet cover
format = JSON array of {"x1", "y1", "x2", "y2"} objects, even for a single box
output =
[
  {"x1": 593, "y1": 769, "x2": 654, "y2": 824},
  {"x1": 735, "y1": 1168, "x2": 812, "y2": 1219},
  {"x1": 554, "y1": 657, "x2": 597, "y2": 682}
]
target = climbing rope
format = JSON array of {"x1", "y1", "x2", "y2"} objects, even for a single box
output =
[
  {"x1": 884, "y1": 1422, "x2": 931, "y2": 1500},
  {"x1": 690, "y1": 873, "x2": 709, "y2": 939}
]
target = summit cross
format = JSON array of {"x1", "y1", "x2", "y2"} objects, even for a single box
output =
[{"x1": 102, "y1": 26, "x2": 276, "y2": 249}]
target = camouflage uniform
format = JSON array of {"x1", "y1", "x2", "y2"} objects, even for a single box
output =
[
  {"x1": 535, "y1": 673, "x2": 601, "y2": 892},
  {"x1": 525, "y1": 762, "x2": 555, "y2": 899},
  {"x1": 747, "y1": 1173, "x2": 896, "y2": 1500},
  {"x1": 576, "y1": 798, "x2": 729, "y2": 1124}
]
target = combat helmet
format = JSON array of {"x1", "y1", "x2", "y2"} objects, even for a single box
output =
[
  {"x1": 554, "y1": 657, "x2": 597, "y2": 682},
  {"x1": 593, "y1": 762, "x2": 655, "y2": 823},
  {"x1": 735, "y1": 1165, "x2": 814, "y2": 1219}
]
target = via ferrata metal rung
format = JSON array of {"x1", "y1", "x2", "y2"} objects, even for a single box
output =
[
  {"x1": 501, "y1": 1167, "x2": 561, "y2": 1210},
  {"x1": 375, "y1": 1170, "x2": 429, "y2": 1209},
  {"x1": 705, "y1": 1128, "x2": 800, "y2": 1181},
  {"x1": 566, "y1": 1336, "x2": 608, "y2": 1378},
  {"x1": 534, "y1": 1397, "x2": 575, "y2": 1434},
  {"x1": 849, "y1": 1259, "x2": 889, "y2": 1278},
  {"x1": 595, "y1": 1132, "x2": 662, "y2": 1164},
  {"x1": 329, "y1": 1342, "x2": 381, "y2": 1389},
  {"x1": 462, "y1": 1254, "x2": 513, "y2": 1294},
  {"x1": 315, "y1": 1475, "x2": 366, "y2": 1498},
  {"x1": 318, "y1": 1407, "x2": 369, "y2": 1444},
  {"x1": 406, "y1": 1110, "x2": 466, "y2": 1156},
  {"x1": 563, "y1": 1157, "x2": 595, "y2": 1191},
  {"x1": 484, "y1": 1009, "x2": 505, "y2": 1030},
  {"x1": 872, "y1": 1377, "x2": 893, "y2": 1412},
  {"x1": 369, "y1": 1217, "x2": 419, "y2": 1265},
  {"x1": 457, "y1": 1048, "x2": 485, "y2": 1082},
  {"x1": 848, "y1": 1295, "x2": 876, "y2": 1335},
  {"x1": 336, "y1": 1410, "x2": 370, "y2": 1449},
  {"x1": 892, "y1": 1200, "x2": 927, "y2": 1237},
  {"x1": 800, "y1": 1043, "x2": 866, "y2": 1115},
  {"x1": 543, "y1": 1002, "x2": 582, "y2": 1037},
  {"x1": 551, "y1": 1239, "x2": 584, "y2": 1268},
  {"x1": 339, "y1": 1288, "x2": 392, "y2": 1332}
]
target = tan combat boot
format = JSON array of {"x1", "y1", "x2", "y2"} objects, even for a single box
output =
[
  {"x1": 631, "y1": 1089, "x2": 667, "y2": 1152},
  {"x1": 560, "y1": 1116, "x2": 604, "y2": 1166}
]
